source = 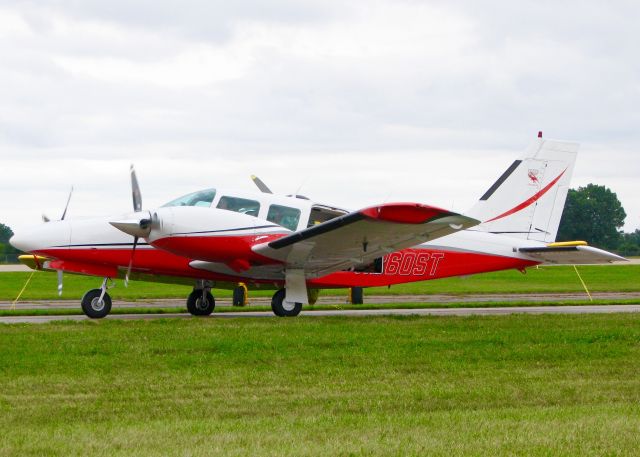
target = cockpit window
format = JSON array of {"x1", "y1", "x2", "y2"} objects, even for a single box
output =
[
  {"x1": 162, "y1": 189, "x2": 216, "y2": 208},
  {"x1": 267, "y1": 204, "x2": 301, "y2": 231},
  {"x1": 217, "y1": 196, "x2": 260, "y2": 217}
]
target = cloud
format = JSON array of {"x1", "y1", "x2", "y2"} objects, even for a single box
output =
[{"x1": 0, "y1": 1, "x2": 638, "y2": 231}]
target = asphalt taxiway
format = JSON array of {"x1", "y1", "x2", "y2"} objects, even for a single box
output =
[
  {"x1": 2, "y1": 304, "x2": 640, "y2": 324},
  {"x1": 3, "y1": 292, "x2": 640, "y2": 310}
]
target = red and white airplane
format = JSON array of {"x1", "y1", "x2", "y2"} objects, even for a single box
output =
[{"x1": 10, "y1": 134, "x2": 625, "y2": 318}]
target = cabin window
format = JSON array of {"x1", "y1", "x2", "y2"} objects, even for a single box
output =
[
  {"x1": 308, "y1": 205, "x2": 348, "y2": 227},
  {"x1": 217, "y1": 196, "x2": 260, "y2": 217},
  {"x1": 267, "y1": 205, "x2": 301, "y2": 231},
  {"x1": 162, "y1": 189, "x2": 216, "y2": 207}
]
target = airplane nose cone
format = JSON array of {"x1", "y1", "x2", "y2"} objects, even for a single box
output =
[
  {"x1": 9, "y1": 233, "x2": 30, "y2": 252},
  {"x1": 8, "y1": 221, "x2": 71, "y2": 253}
]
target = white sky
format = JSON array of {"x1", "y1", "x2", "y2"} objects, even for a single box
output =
[{"x1": 1, "y1": 0, "x2": 639, "y2": 232}]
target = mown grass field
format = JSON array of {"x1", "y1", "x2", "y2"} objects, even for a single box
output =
[
  {"x1": 1, "y1": 264, "x2": 639, "y2": 302},
  {"x1": 1, "y1": 314, "x2": 639, "y2": 456}
]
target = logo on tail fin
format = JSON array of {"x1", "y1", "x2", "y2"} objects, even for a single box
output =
[{"x1": 484, "y1": 168, "x2": 567, "y2": 223}]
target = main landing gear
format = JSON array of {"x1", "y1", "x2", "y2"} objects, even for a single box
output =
[
  {"x1": 187, "y1": 289, "x2": 215, "y2": 316},
  {"x1": 271, "y1": 288, "x2": 302, "y2": 317},
  {"x1": 186, "y1": 280, "x2": 215, "y2": 316},
  {"x1": 81, "y1": 277, "x2": 113, "y2": 319}
]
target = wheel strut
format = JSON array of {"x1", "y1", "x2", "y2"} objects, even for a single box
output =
[{"x1": 98, "y1": 277, "x2": 109, "y2": 303}]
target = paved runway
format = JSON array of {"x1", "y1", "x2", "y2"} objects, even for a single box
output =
[
  {"x1": 3, "y1": 291, "x2": 640, "y2": 311},
  {"x1": 2, "y1": 304, "x2": 640, "y2": 324}
]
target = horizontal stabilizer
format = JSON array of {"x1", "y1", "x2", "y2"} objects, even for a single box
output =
[{"x1": 519, "y1": 245, "x2": 626, "y2": 265}]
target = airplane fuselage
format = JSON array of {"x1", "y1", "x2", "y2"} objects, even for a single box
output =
[
  {"x1": 14, "y1": 209, "x2": 541, "y2": 291},
  {"x1": 16, "y1": 136, "x2": 620, "y2": 319}
]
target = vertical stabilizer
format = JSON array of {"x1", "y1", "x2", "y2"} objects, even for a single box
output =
[{"x1": 467, "y1": 137, "x2": 578, "y2": 243}]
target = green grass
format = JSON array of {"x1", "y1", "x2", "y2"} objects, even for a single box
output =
[
  {"x1": 1, "y1": 264, "x2": 639, "y2": 302},
  {"x1": 1, "y1": 314, "x2": 640, "y2": 455},
  {"x1": 0, "y1": 272, "x2": 194, "y2": 301}
]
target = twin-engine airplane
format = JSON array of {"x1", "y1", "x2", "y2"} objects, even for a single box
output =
[{"x1": 10, "y1": 134, "x2": 625, "y2": 318}]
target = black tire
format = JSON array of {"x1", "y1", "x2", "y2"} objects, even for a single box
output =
[
  {"x1": 271, "y1": 288, "x2": 302, "y2": 317},
  {"x1": 187, "y1": 290, "x2": 215, "y2": 316},
  {"x1": 350, "y1": 287, "x2": 364, "y2": 305},
  {"x1": 81, "y1": 289, "x2": 112, "y2": 319},
  {"x1": 232, "y1": 286, "x2": 246, "y2": 306}
]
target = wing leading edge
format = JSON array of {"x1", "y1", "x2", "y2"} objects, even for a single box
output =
[{"x1": 253, "y1": 202, "x2": 479, "y2": 278}]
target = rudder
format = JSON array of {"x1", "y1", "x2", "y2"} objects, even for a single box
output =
[{"x1": 467, "y1": 137, "x2": 579, "y2": 243}]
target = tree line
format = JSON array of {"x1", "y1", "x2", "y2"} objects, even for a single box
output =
[
  {"x1": 0, "y1": 184, "x2": 638, "y2": 263},
  {"x1": 0, "y1": 223, "x2": 19, "y2": 263},
  {"x1": 557, "y1": 184, "x2": 639, "y2": 256}
]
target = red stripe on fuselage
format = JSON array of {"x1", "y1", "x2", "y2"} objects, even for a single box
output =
[
  {"x1": 34, "y1": 245, "x2": 538, "y2": 289},
  {"x1": 310, "y1": 249, "x2": 538, "y2": 288}
]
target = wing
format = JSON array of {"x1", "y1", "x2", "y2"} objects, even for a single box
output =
[
  {"x1": 253, "y1": 202, "x2": 479, "y2": 277},
  {"x1": 519, "y1": 243, "x2": 626, "y2": 264}
]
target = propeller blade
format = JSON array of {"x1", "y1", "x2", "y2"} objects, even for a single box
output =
[
  {"x1": 61, "y1": 186, "x2": 74, "y2": 220},
  {"x1": 251, "y1": 175, "x2": 273, "y2": 194},
  {"x1": 125, "y1": 236, "x2": 139, "y2": 287},
  {"x1": 131, "y1": 165, "x2": 142, "y2": 212},
  {"x1": 57, "y1": 270, "x2": 63, "y2": 296}
]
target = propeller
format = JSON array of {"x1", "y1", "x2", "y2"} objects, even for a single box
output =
[
  {"x1": 109, "y1": 165, "x2": 152, "y2": 286},
  {"x1": 61, "y1": 186, "x2": 74, "y2": 220},
  {"x1": 42, "y1": 186, "x2": 74, "y2": 295},
  {"x1": 251, "y1": 175, "x2": 273, "y2": 194},
  {"x1": 42, "y1": 186, "x2": 74, "y2": 223},
  {"x1": 251, "y1": 175, "x2": 310, "y2": 200}
]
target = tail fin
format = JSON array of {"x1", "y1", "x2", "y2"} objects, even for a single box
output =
[{"x1": 467, "y1": 137, "x2": 578, "y2": 243}]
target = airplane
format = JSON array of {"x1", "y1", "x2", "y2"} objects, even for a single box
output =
[{"x1": 9, "y1": 133, "x2": 625, "y2": 318}]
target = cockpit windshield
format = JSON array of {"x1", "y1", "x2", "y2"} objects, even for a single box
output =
[{"x1": 162, "y1": 189, "x2": 216, "y2": 208}]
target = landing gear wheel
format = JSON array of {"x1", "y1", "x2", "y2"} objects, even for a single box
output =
[
  {"x1": 271, "y1": 288, "x2": 302, "y2": 317},
  {"x1": 350, "y1": 287, "x2": 364, "y2": 305},
  {"x1": 81, "y1": 289, "x2": 112, "y2": 319},
  {"x1": 233, "y1": 285, "x2": 247, "y2": 306},
  {"x1": 187, "y1": 290, "x2": 215, "y2": 316}
]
